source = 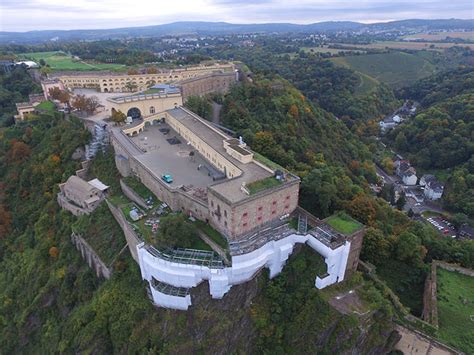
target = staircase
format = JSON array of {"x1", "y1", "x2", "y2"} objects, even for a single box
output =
[{"x1": 298, "y1": 214, "x2": 308, "y2": 234}]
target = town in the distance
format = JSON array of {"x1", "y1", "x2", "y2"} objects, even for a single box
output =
[{"x1": 0, "y1": 13, "x2": 473, "y2": 355}]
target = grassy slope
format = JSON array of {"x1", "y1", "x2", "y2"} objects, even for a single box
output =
[
  {"x1": 331, "y1": 52, "x2": 436, "y2": 90},
  {"x1": 19, "y1": 51, "x2": 125, "y2": 71},
  {"x1": 437, "y1": 268, "x2": 474, "y2": 353}
]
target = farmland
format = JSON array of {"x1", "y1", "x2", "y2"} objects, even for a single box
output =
[
  {"x1": 19, "y1": 51, "x2": 126, "y2": 71},
  {"x1": 335, "y1": 40, "x2": 474, "y2": 51},
  {"x1": 330, "y1": 51, "x2": 437, "y2": 89},
  {"x1": 403, "y1": 31, "x2": 474, "y2": 41},
  {"x1": 436, "y1": 268, "x2": 474, "y2": 353}
]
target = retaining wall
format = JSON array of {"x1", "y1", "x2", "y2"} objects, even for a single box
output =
[{"x1": 71, "y1": 232, "x2": 112, "y2": 279}]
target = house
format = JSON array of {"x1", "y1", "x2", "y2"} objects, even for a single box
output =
[
  {"x1": 379, "y1": 116, "x2": 397, "y2": 132},
  {"x1": 419, "y1": 174, "x2": 436, "y2": 187},
  {"x1": 420, "y1": 174, "x2": 444, "y2": 200},
  {"x1": 57, "y1": 176, "x2": 109, "y2": 216},
  {"x1": 14, "y1": 93, "x2": 47, "y2": 121},
  {"x1": 395, "y1": 160, "x2": 417, "y2": 185},
  {"x1": 424, "y1": 180, "x2": 444, "y2": 200}
]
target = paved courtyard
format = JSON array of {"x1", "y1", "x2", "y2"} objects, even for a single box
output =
[{"x1": 130, "y1": 123, "x2": 218, "y2": 189}]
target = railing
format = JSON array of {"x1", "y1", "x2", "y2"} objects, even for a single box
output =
[{"x1": 144, "y1": 245, "x2": 225, "y2": 269}]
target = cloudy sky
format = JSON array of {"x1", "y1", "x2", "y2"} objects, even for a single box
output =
[{"x1": 1, "y1": 0, "x2": 473, "y2": 32}]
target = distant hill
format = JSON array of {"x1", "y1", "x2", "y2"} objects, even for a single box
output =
[{"x1": 0, "y1": 19, "x2": 472, "y2": 44}]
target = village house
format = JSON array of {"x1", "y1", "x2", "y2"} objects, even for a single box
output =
[
  {"x1": 420, "y1": 174, "x2": 444, "y2": 200},
  {"x1": 57, "y1": 176, "x2": 109, "y2": 216},
  {"x1": 395, "y1": 160, "x2": 417, "y2": 185}
]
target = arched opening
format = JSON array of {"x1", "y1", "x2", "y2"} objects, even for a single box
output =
[
  {"x1": 109, "y1": 88, "x2": 114, "y2": 93},
  {"x1": 149, "y1": 106, "x2": 155, "y2": 114},
  {"x1": 153, "y1": 119, "x2": 161, "y2": 125},
  {"x1": 144, "y1": 121, "x2": 151, "y2": 127},
  {"x1": 104, "y1": 88, "x2": 109, "y2": 93},
  {"x1": 127, "y1": 107, "x2": 141, "y2": 120}
]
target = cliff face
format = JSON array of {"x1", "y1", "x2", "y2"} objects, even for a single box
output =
[{"x1": 147, "y1": 246, "x2": 395, "y2": 354}]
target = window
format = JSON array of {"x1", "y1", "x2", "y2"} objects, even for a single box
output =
[
  {"x1": 242, "y1": 212, "x2": 248, "y2": 218},
  {"x1": 150, "y1": 106, "x2": 155, "y2": 114},
  {"x1": 286, "y1": 195, "x2": 290, "y2": 200},
  {"x1": 258, "y1": 206, "x2": 263, "y2": 211},
  {"x1": 272, "y1": 201, "x2": 277, "y2": 205},
  {"x1": 284, "y1": 204, "x2": 289, "y2": 209},
  {"x1": 211, "y1": 201, "x2": 214, "y2": 208},
  {"x1": 224, "y1": 210, "x2": 227, "y2": 218},
  {"x1": 243, "y1": 222, "x2": 248, "y2": 228},
  {"x1": 257, "y1": 216, "x2": 262, "y2": 221},
  {"x1": 272, "y1": 210, "x2": 276, "y2": 215}
]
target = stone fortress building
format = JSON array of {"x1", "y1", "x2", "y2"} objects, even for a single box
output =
[
  {"x1": 51, "y1": 62, "x2": 236, "y2": 97},
  {"x1": 108, "y1": 86, "x2": 365, "y2": 310},
  {"x1": 53, "y1": 61, "x2": 365, "y2": 310}
]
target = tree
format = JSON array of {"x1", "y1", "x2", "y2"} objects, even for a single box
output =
[
  {"x1": 127, "y1": 68, "x2": 139, "y2": 75},
  {"x1": 48, "y1": 87, "x2": 70, "y2": 104},
  {"x1": 110, "y1": 109, "x2": 126, "y2": 125},
  {"x1": 361, "y1": 228, "x2": 391, "y2": 266},
  {"x1": 394, "y1": 131, "x2": 408, "y2": 151},
  {"x1": 7, "y1": 140, "x2": 31, "y2": 163},
  {"x1": 39, "y1": 59, "x2": 46, "y2": 66},
  {"x1": 395, "y1": 231, "x2": 426, "y2": 265},
  {"x1": 396, "y1": 191, "x2": 406, "y2": 210},
  {"x1": 125, "y1": 81, "x2": 138, "y2": 92},
  {"x1": 0, "y1": 204, "x2": 12, "y2": 239},
  {"x1": 72, "y1": 95, "x2": 100, "y2": 114},
  {"x1": 146, "y1": 67, "x2": 158, "y2": 74},
  {"x1": 39, "y1": 66, "x2": 51, "y2": 77},
  {"x1": 49, "y1": 246, "x2": 59, "y2": 258},
  {"x1": 156, "y1": 214, "x2": 198, "y2": 249}
]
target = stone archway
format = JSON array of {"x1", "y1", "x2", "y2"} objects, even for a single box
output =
[
  {"x1": 104, "y1": 88, "x2": 109, "y2": 93},
  {"x1": 127, "y1": 107, "x2": 141, "y2": 120},
  {"x1": 145, "y1": 121, "x2": 151, "y2": 127}
]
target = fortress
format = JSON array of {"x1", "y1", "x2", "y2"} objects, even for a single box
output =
[
  {"x1": 108, "y1": 89, "x2": 365, "y2": 310},
  {"x1": 53, "y1": 61, "x2": 365, "y2": 310}
]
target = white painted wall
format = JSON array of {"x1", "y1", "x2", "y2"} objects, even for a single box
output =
[{"x1": 138, "y1": 233, "x2": 351, "y2": 310}]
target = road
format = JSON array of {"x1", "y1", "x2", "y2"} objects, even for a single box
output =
[{"x1": 375, "y1": 164, "x2": 397, "y2": 184}]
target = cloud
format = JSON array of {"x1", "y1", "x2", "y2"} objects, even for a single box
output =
[{"x1": 0, "y1": 0, "x2": 472, "y2": 31}]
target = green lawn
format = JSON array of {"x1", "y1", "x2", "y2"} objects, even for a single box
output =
[
  {"x1": 247, "y1": 176, "x2": 282, "y2": 194},
  {"x1": 19, "y1": 51, "x2": 126, "y2": 71},
  {"x1": 325, "y1": 213, "x2": 363, "y2": 235},
  {"x1": 330, "y1": 51, "x2": 437, "y2": 89},
  {"x1": 436, "y1": 268, "x2": 474, "y2": 353},
  {"x1": 35, "y1": 100, "x2": 56, "y2": 112},
  {"x1": 253, "y1": 152, "x2": 287, "y2": 172}
]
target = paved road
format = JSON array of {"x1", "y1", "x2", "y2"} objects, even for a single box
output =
[{"x1": 375, "y1": 164, "x2": 397, "y2": 184}]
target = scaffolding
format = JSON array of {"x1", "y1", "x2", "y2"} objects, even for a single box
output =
[
  {"x1": 151, "y1": 277, "x2": 190, "y2": 297},
  {"x1": 145, "y1": 245, "x2": 225, "y2": 269}
]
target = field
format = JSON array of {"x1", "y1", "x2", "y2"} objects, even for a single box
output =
[
  {"x1": 403, "y1": 31, "x2": 474, "y2": 41},
  {"x1": 335, "y1": 41, "x2": 474, "y2": 51},
  {"x1": 436, "y1": 268, "x2": 474, "y2": 353},
  {"x1": 331, "y1": 51, "x2": 436, "y2": 89},
  {"x1": 19, "y1": 51, "x2": 126, "y2": 71},
  {"x1": 300, "y1": 46, "x2": 365, "y2": 54}
]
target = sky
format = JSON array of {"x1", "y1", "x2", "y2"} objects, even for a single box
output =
[{"x1": 0, "y1": 0, "x2": 473, "y2": 32}]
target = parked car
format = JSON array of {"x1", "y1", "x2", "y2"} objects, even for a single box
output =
[{"x1": 161, "y1": 174, "x2": 173, "y2": 184}]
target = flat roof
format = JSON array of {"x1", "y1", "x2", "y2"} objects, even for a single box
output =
[{"x1": 167, "y1": 107, "x2": 285, "y2": 203}]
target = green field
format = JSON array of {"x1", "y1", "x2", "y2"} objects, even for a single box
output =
[
  {"x1": 300, "y1": 46, "x2": 366, "y2": 55},
  {"x1": 19, "y1": 51, "x2": 126, "y2": 71},
  {"x1": 330, "y1": 51, "x2": 437, "y2": 89},
  {"x1": 437, "y1": 268, "x2": 474, "y2": 353}
]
